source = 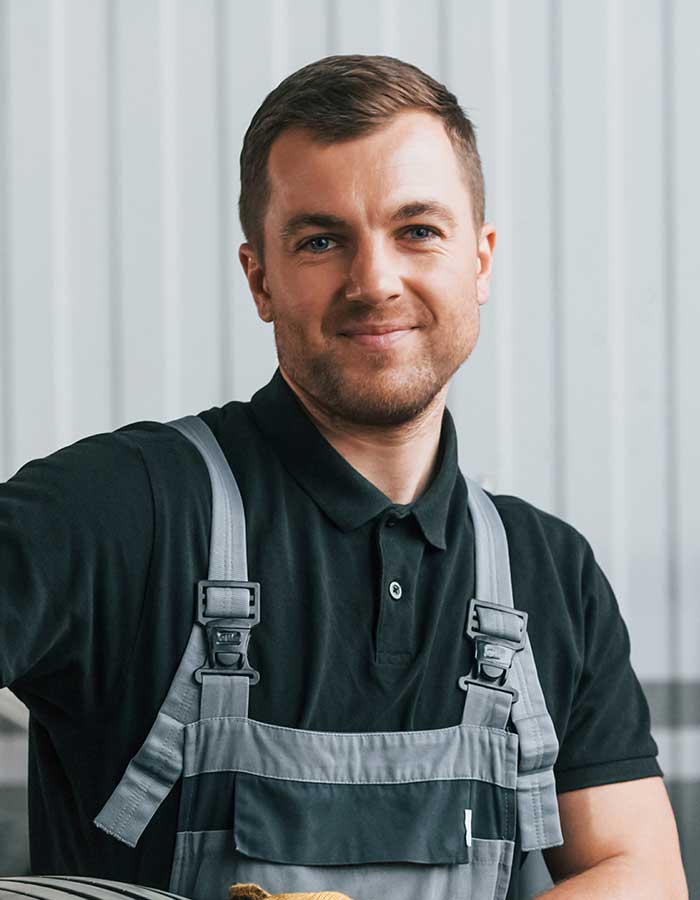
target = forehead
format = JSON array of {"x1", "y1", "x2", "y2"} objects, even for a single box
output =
[{"x1": 265, "y1": 110, "x2": 469, "y2": 223}]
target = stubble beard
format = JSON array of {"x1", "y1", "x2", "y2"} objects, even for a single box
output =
[{"x1": 273, "y1": 312, "x2": 479, "y2": 428}]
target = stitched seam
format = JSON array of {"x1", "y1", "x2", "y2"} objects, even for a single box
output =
[
  {"x1": 534, "y1": 780, "x2": 545, "y2": 847},
  {"x1": 183, "y1": 716, "x2": 514, "y2": 738},
  {"x1": 181, "y1": 767, "x2": 517, "y2": 790}
]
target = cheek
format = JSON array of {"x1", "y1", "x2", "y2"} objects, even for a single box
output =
[
  {"x1": 421, "y1": 258, "x2": 475, "y2": 298},
  {"x1": 430, "y1": 277, "x2": 478, "y2": 323},
  {"x1": 274, "y1": 293, "x2": 328, "y2": 343}
]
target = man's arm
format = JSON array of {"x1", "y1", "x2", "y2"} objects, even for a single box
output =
[
  {"x1": 538, "y1": 777, "x2": 687, "y2": 898},
  {"x1": 0, "y1": 430, "x2": 152, "y2": 705}
]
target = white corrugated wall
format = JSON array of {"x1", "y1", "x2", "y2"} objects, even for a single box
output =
[{"x1": 1, "y1": 0, "x2": 698, "y2": 888}]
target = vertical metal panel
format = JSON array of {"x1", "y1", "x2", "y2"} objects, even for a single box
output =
[
  {"x1": 105, "y1": 0, "x2": 122, "y2": 433},
  {"x1": 59, "y1": 0, "x2": 113, "y2": 443},
  {"x1": 387, "y1": 0, "x2": 442, "y2": 72},
  {"x1": 605, "y1": 0, "x2": 627, "y2": 612},
  {"x1": 557, "y1": 0, "x2": 615, "y2": 563},
  {"x1": 223, "y1": 0, "x2": 288, "y2": 403},
  {"x1": 159, "y1": 0, "x2": 180, "y2": 417},
  {"x1": 112, "y1": 0, "x2": 166, "y2": 422},
  {"x1": 171, "y1": 1, "x2": 223, "y2": 416},
  {"x1": 548, "y1": 0, "x2": 565, "y2": 520},
  {"x1": 445, "y1": 0, "x2": 500, "y2": 488},
  {"x1": 507, "y1": 0, "x2": 557, "y2": 509},
  {"x1": 214, "y1": 0, "x2": 234, "y2": 404},
  {"x1": 334, "y1": 0, "x2": 390, "y2": 53},
  {"x1": 5, "y1": 0, "x2": 56, "y2": 470},
  {"x1": 284, "y1": 0, "x2": 328, "y2": 64},
  {"x1": 672, "y1": 0, "x2": 700, "y2": 686},
  {"x1": 162, "y1": 0, "x2": 221, "y2": 415},
  {"x1": 669, "y1": 0, "x2": 700, "y2": 875},
  {"x1": 49, "y1": 1, "x2": 70, "y2": 448},
  {"x1": 0, "y1": 0, "x2": 10, "y2": 477},
  {"x1": 617, "y1": 0, "x2": 669, "y2": 676},
  {"x1": 489, "y1": 0, "x2": 514, "y2": 492}
]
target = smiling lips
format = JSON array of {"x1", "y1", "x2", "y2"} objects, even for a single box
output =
[{"x1": 339, "y1": 323, "x2": 418, "y2": 349}]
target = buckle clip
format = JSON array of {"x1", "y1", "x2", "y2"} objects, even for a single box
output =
[
  {"x1": 194, "y1": 579, "x2": 261, "y2": 684},
  {"x1": 457, "y1": 599, "x2": 528, "y2": 702}
]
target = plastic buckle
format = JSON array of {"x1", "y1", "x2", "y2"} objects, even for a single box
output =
[
  {"x1": 466, "y1": 598, "x2": 528, "y2": 650},
  {"x1": 194, "y1": 579, "x2": 261, "y2": 684},
  {"x1": 457, "y1": 599, "x2": 528, "y2": 702},
  {"x1": 458, "y1": 672, "x2": 519, "y2": 701}
]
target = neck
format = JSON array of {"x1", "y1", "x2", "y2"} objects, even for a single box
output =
[{"x1": 280, "y1": 368, "x2": 448, "y2": 505}]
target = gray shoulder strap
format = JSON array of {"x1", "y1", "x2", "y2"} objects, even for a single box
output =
[
  {"x1": 94, "y1": 414, "x2": 255, "y2": 847},
  {"x1": 463, "y1": 477, "x2": 563, "y2": 851},
  {"x1": 167, "y1": 416, "x2": 249, "y2": 590}
]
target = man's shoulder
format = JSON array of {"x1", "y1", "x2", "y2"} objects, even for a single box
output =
[
  {"x1": 4, "y1": 403, "x2": 247, "y2": 528},
  {"x1": 476, "y1": 486, "x2": 598, "y2": 626},
  {"x1": 11, "y1": 417, "x2": 184, "y2": 480},
  {"x1": 484, "y1": 487, "x2": 592, "y2": 562},
  {"x1": 16, "y1": 397, "x2": 252, "y2": 478}
]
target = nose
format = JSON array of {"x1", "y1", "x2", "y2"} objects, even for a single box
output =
[{"x1": 344, "y1": 235, "x2": 403, "y2": 305}]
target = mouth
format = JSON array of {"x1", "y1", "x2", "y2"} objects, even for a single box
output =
[{"x1": 339, "y1": 326, "x2": 418, "y2": 350}]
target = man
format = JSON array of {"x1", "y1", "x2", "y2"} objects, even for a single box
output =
[{"x1": 0, "y1": 54, "x2": 687, "y2": 898}]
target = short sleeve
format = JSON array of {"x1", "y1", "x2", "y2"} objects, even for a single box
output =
[
  {"x1": 554, "y1": 538, "x2": 662, "y2": 792},
  {"x1": 0, "y1": 427, "x2": 154, "y2": 723}
]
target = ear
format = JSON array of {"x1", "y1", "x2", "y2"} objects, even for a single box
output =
[
  {"x1": 239, "y1": 242, "x2": 274, "y2": 323},
  {"x1": 475, "y1": 223, "x2": 496, "y2": 306}
]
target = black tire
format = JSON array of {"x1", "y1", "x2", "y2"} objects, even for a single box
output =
[{"x1": 0, "y1": 877, "x2": 191, "y2": 900}]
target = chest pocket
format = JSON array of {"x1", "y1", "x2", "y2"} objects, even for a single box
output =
[
  {"x1": 170, "y1": 716, "x2": 518, "y2": 900},
  {"x1": 233, "y1": 770, "x2": 514, "y2": 865}
]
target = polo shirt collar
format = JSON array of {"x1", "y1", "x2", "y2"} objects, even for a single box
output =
[{"x1": 249, "y1": 368, "x2": 458, "y2": 550}]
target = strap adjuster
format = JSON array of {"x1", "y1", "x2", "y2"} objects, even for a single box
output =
[
  {"x1": 194, "y1": 580, "x2": 260, "y2": 684},
  {"x1": 458, "y1": 599, "x2": 528, "y2": 701},
  {"x1": 465, "y1": 598, "x2": 528, "y2": 650}
]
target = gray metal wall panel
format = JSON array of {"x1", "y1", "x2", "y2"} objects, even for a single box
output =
[
  {"x1": 60, "y1": 0, "x2": 114, "y2": 445},
  {"x1": 113, "y1": 0, "x2": 167, "y2": 423},
  {"x1": 673, "y1": 1, "x2": 700, "y2": 688},
  {"x1": 5, "y1": 1, "x2": 56, "y2": 469},
  {"x1": 446, "y1": 1, "x2": 500, "y2": 489},
  {"x1": 225, "y1": 0, "x2": 290, "y2": 403},
  {"x1": 617, "y1": 0, "x2": 670, "y2": 676},
  {"x1": 671, "y1": 4, "x2": 700, "y2": 837},
  {"x1": 558, "y1": 0, "x2": 615, "y2": 564},
  {"x1": 509, "y1": 0, "x2": 557, "y2": 513}
]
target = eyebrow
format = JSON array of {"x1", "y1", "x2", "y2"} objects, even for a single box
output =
[{"x1": 279, "y1": 200, "x2": 459, "y2": 244}]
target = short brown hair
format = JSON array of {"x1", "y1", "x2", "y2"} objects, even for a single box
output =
[{"x1": 238, "y1": 53, "x2": 485, "y2": 269}]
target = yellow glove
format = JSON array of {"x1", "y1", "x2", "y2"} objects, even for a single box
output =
[{"x1": 229, "y1": 883, "x2": 352, "y2": 900}]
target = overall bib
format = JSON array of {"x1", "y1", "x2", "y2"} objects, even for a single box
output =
[{"x1": 95, "y1": 415, "x2": 563, "y2": 900}]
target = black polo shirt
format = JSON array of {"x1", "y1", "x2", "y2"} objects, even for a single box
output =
[{"x1": 0, "y1": 367, "x2": 661, "y2": 889}]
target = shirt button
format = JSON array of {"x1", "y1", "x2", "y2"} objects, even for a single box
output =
[
  {"x1": 386, "y1": 516, "x2": 397, "y2": 527},
  {"x1": 388, "y1": 580, "x2": 403, "y2": 600}
]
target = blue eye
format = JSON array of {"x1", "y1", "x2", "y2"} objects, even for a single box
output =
[
  {"x1": 303, "y1": 236, "x2": 335, "y2": 253},
  {"x1": 407, "y1": 226, "x2": 438, "y2": 240},
  {"x1": 298, "y1": 225, "x2": 440, "y2": 254}
]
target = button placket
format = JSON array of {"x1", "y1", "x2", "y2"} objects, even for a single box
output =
[{"x1": 375, "y1": 510, "x2": 422, "y2": 665}]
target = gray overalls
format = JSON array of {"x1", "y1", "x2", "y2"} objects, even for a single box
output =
[{"x1": 94, "y1": 415, "x2": 563, "y2": 900}]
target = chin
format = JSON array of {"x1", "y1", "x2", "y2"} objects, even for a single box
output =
[{"x1": 321, "y1": 371, "x2": 445, "y2": 427}]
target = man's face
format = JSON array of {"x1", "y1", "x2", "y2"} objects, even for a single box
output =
[{"x1": 240, "y1": 109, "x2": 496, "y2": 427}]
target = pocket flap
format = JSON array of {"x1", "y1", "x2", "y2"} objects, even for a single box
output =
[{"x1": 233, "y1": 773, "x2": 513, "y2": 866}]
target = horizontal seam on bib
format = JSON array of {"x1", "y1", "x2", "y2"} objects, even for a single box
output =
[
  {"x1": 184, "y1": 717, "x2": 513, "y2": 738},
  {"x1": 181, "y1": 767, "x2": 517, "y2": 790}
]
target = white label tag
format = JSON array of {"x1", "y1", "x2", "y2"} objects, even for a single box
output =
[{"x1": 464, "y1": 808, "x2": 473, "y2": 847}]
